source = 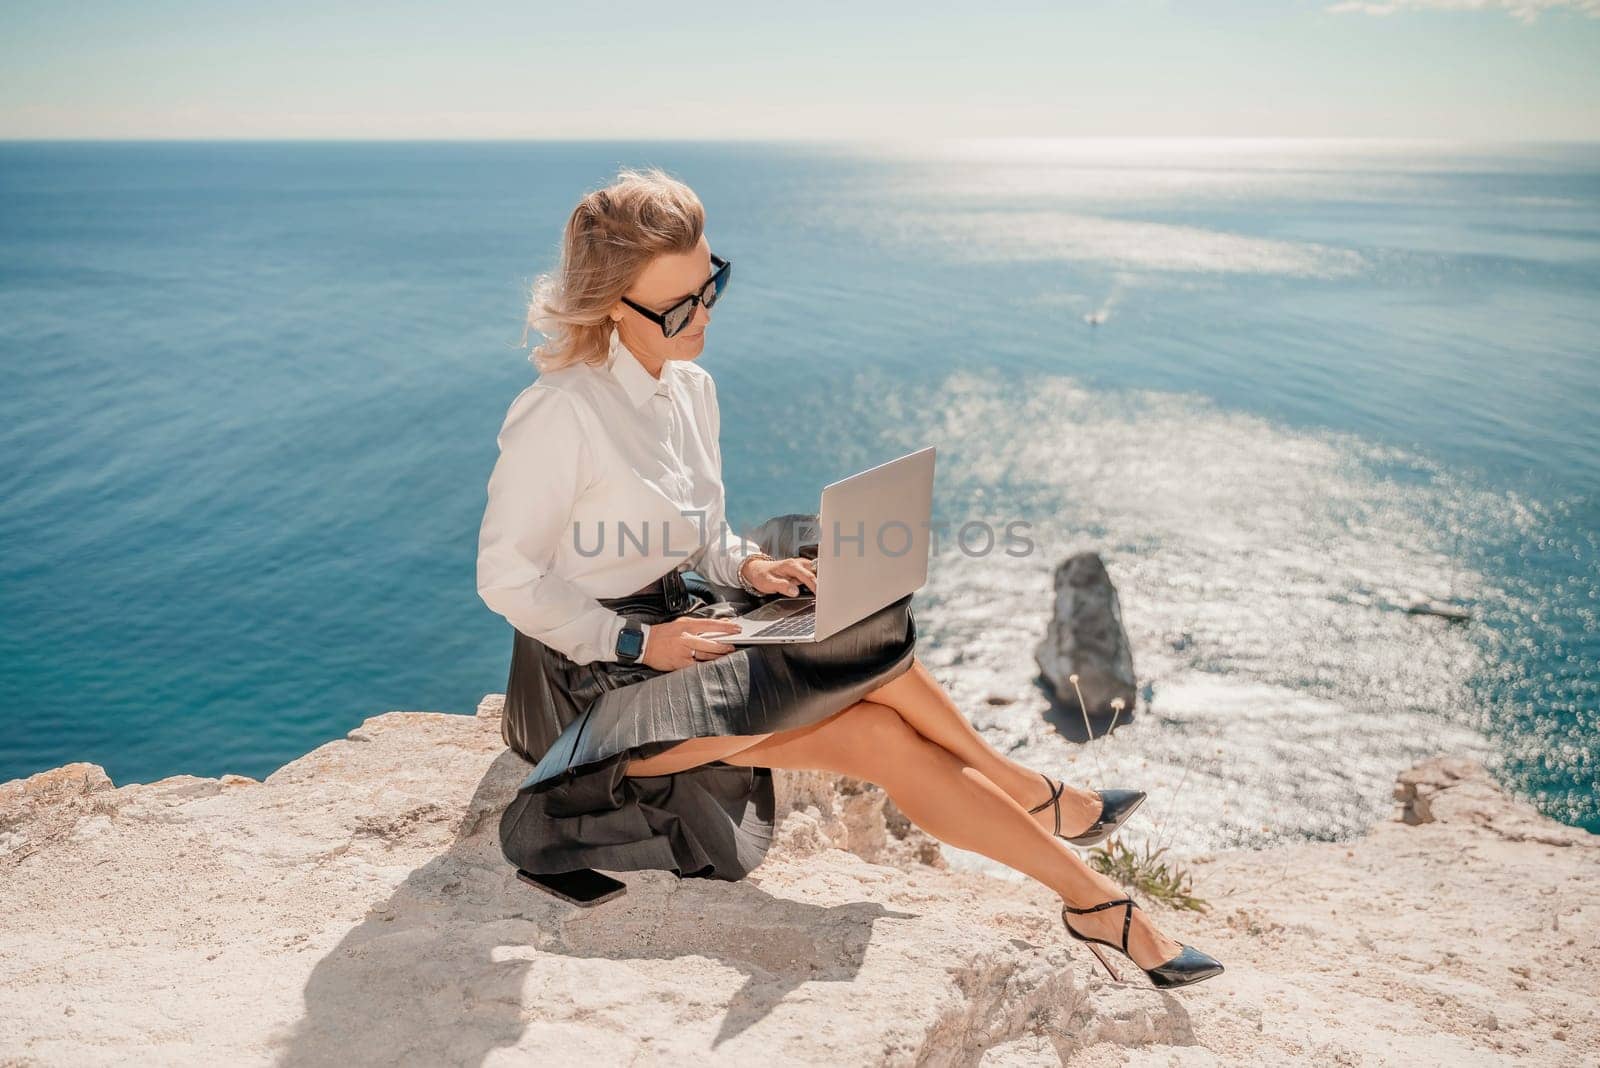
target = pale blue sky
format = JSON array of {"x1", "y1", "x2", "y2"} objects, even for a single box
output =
[{"x1": 2, "y1": 1, "x2": 1597, "y2": 139}]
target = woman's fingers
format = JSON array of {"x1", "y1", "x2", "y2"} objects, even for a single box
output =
[
  {"x1": 680, "y1": 622, "x2": 737, "y2": 665},
  {"x1": 681, "y1": 616, "x2": 742, "y2": 632},
  {"x1": 660, "y1": 616, "x2": 737, "y2": 668},
  {"x1": 686, "y1": 632, "x2": 737, "y2": 654},
  {"x1": 683, "y1": 626, "x2": 739, "y2": 642},
  {"x1": 772, "y1": 558, "x2": 816, "y2": 595}
]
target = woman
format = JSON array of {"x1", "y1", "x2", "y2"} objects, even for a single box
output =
[{"x1": 477, "y1": 166, "x2": 1222, "y2": 989}]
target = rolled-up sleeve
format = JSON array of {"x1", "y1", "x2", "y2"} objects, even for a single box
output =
[
  {"x1": 476, "y1": 385, "x2": 625, "y2": 664},
  {"x1": 690, "y1": 374, "x2": 760, "y2": 588}
]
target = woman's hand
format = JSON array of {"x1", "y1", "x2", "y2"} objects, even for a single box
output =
[
  {"x1": 741, "y1": 555, "x2": 819, "y2": 597},
  {"x1": 641, "y1": 616, "x2": 743, "y2": 671}
]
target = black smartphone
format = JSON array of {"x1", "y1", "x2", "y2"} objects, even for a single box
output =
[{"x1": 516, "y1": 867, "x2": 627, "y2": 907}]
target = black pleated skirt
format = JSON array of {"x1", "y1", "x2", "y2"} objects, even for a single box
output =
[{"x1": 496, "y1": 513, "x2": 919, "y2": 882}]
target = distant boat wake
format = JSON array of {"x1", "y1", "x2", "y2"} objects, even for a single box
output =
[{"x1": 1084, "y1": 278, "x2": 1127, "y2": 326}]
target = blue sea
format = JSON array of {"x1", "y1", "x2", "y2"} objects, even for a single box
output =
[{"x1": 1, "y1": 140, "x2": 1595, "y2": 852}]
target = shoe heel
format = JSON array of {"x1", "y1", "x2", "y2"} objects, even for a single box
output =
[
  {"x1": 1083, "y1": 941, "x2": 1122, "y2": 983},
  {"x1": 1063, "y1": 896, "x2": 1225, "y2": 990}
]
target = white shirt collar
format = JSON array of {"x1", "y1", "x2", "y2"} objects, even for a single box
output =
[{"x1": 605, "y1": 327, "x2": 673, "y2": 409}]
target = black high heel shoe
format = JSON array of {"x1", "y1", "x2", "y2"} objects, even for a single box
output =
[
  {"x1": 1025, "y1": 773, "x2": 1146, "y2": 848},
  {"x1": 1060, "y1": 895, "x2": 1224, "y2": 989}
]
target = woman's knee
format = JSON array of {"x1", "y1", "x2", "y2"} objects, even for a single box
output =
[
  {"x1": 825, "y1": 700, "x2": 938, "y2": 785},
  {"x1": 839, "y1": 700, "x2": 925, "y2": 754}
]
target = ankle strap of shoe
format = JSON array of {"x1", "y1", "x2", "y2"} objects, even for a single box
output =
[{"x1": 1062, "y1": 896, "x2": 1137, "y2": 955}]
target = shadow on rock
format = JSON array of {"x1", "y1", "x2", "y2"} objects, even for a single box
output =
[
  {"x1": 1031, "y1": 673, "x2": 1133, "y2": 744},
  {"x1": 272, "y1": 749, "x2": 917, "y2": 1066}
]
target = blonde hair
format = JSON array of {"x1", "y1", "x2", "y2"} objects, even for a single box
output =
[{"x1": 523, "y1": 166, "x2": 706, "y2": 372}]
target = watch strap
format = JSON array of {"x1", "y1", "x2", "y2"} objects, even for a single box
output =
[{"x1": 615, "y1": 617, "x2": 646, "y2": 663}]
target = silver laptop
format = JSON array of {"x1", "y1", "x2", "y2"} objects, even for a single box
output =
[{"x1": 698, "y1": 446, "x2": 936, "y2": 645}]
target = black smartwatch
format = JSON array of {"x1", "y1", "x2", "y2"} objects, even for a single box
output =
[{"x1": 615, "y1": 619, "x2": 646, "y2": 664}]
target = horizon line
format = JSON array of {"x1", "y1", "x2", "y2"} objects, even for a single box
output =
[{"x1": 3, "y1": 135, "x2": 1599, "y2": 145}]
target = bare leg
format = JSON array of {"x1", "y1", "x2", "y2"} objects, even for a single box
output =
[
  {"x1": 865, "y1": 656, "x2": 1104, "y2": 836},
  {"x1": 720, "y1": 700, "x2": 1185, "y2": 971},
  {"x1": 623, "y1": 730, "x2": 775, "y2": 777}
]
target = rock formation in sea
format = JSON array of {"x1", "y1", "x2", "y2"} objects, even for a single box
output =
[{"x1": 1033, "y1": 550, "x2": 1139, "y2": 725}]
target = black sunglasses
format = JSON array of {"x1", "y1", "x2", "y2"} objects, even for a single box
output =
[{"x1": 621, "y1": 253, "x2": 731, "y2": 339}]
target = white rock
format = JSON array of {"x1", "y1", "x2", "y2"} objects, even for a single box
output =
[{"x1": 1, "y1": 709, "x2": 1595, "y2": 1065}]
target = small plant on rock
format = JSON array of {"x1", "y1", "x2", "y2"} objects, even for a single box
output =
[{"x1": 1088, "y1": 838, "x2": 1208, "y2": 912}]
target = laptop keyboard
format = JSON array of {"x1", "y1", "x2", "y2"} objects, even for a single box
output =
[{"x1": 750, "y1": 605, "x2": 816, "y2": 639}]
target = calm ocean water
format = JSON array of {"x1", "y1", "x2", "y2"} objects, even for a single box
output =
[{"x1": 1, "y1": 140, "x2": 1595, "y2": 851}]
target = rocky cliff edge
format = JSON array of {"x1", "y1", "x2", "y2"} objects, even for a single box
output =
[{"x1": 1, "y1": 699, "x2": 1595, "y2": 1066}]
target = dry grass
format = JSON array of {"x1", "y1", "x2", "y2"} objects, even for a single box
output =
[
  {"x1": 1062, "y1": 670, "x2": 1209, "y2": 912},
  {"x1": 1088, "y1": 838, "x2": 1209, "y2": 912}
]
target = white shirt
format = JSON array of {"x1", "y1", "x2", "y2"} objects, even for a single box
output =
[{"x1": 476, "y1": 327, "x2": 759, "y2": 664}]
